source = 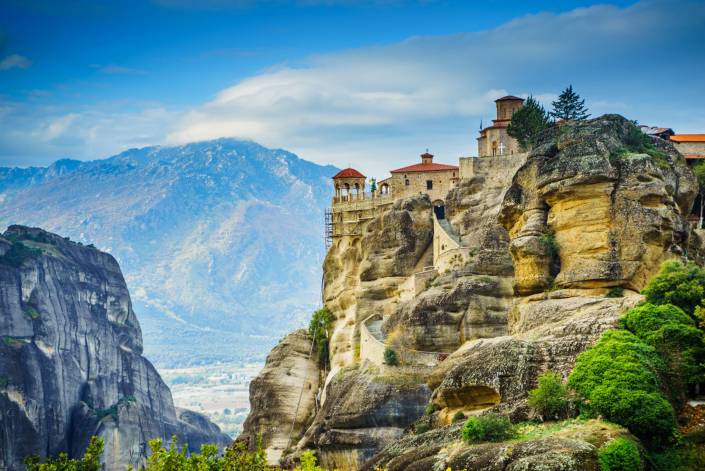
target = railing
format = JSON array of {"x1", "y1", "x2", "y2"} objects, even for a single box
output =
[{"x1": 360, "y1": 314, "x2": 447, "y2": 367}]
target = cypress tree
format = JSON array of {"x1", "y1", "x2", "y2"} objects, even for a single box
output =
[
  {"x1": 550, "y1": 85, "x2": 590, "y2": 121},
  {"x1": 507, "y1": 96, "x2": 551, "y2": 151}
]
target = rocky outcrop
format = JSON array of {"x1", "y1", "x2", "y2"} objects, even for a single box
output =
[
  {"x1": 322, "y1": 195, "x2": 433, "y2": 370},
  {"x1": 297, "y1": 365, "x2": 431, "y2": 470},
  {"x1": 364, "y1": 419, "x2": 634, "y2": 471},
  {"x1": 500, "y1": 115, "x2": 697, "y2": 295},
  {"x1": 239, "y1": 329, "x2": 320, "y2": 465},
  {"x1": 0, "y1": 226, "x2": 230, "y2": 470},
  {"x1": 243, "y1": 115, "x2": 701, "y2": 470}
]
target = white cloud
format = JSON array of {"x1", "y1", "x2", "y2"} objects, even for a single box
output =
[
  {"x1": 90, "y1": 64, "x2": 147, "y2": 75},
  {"x1": 165, "y1": 0, "x2": 705, "y2": 176},
  {"x1": 43, "y1": 114, "x2": 80, "y2": 141},
  {"x1": 0, "y1": 54, "x2": 31, "y2": 71},
  {"x1": 2, "y1": 0, "x2": 704, "y2": 174}
]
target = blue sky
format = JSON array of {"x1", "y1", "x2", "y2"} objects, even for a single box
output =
[{"x1": 1, "y1": 0, "x2": 704, "y2": 177}]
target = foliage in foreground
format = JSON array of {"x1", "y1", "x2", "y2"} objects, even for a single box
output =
[
  {"x1": 24, "y1": 436, "x2": 331, "y2": 471},
  {"x1": 24, "y1": 436, "x2": 103, "y2": 471},
  {"x1": 527, "y1": 370, "x2": 569, "y2": 420},
  {"x1": 597, "y1": 437, "x2": 644, "y2": 471},
  {"x1": 383, "y1": 347, "x2": 398, "y2": 366},
  {"x1": 462, "y1": 413, "x2": 514, "y2": 443}
]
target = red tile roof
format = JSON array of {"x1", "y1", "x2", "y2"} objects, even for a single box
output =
[
  {"x1": 390, "y1": 162, "x2": 459, "y2": 173},
  {"x1": 495, "y1": 95, "x2": 524, "y2": 102},
  {"x1": 671, "y1": 134, "x2": 705, "y2": 143},
  {"x1": 333, "y1": 167, "x2": 366, "y2": 179},
  {"x1": 684, "y1": 154, "x2": 705, "y2": 159}
]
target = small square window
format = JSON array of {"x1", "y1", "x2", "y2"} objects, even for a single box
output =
[
  {"x1": 405, "y1": 179, "x2": 410, "y2": 186},
  {"x1": 426, "y1": 180, "x2": 433, "y2": 190}
]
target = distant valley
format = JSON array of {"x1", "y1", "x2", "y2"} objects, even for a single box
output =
[{"x1": 0, "y1": 139, "x2": 337, "y2": 368}]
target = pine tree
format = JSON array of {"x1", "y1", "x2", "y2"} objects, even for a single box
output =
[
  {"x1": 507, "y1": 96, "x2": 551, "y2": 151},
  {"x1": 550, "y1": 85, "x2": 590, "y2": 121}
]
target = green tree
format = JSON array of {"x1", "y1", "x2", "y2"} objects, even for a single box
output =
[
  {"x1": 692, "y1": 161, "x2": 705, "y2": 229},
  {"x1": 309, "y1": 307, "x2": 334, "y2": 368},
  {"x1": 527, "y1": 370, "x2": 569, "y2": 420},
  {"x1": 641, "y1": 261, "x2": 705, "y2": 317},
  {"x1": 507, "y1": 96, "x2": 551, "y2": 151},
  {"x1": 550, "y1": 85, "x2": 590, "y2": 121}
]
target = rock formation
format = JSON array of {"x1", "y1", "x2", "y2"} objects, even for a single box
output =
[
  {"x1": 0, "y1": 226, "x2": 230, "y2": 471},
  {"x1": 241, "y1": 115, "x2": 702, "y2": 470}
]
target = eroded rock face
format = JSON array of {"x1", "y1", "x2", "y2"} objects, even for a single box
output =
[
  {"x1": 500, "y1": 115, "x2": 697, "y2": 295},
  {"x1": 427, "y1": 292, "x2": 641, "y2": 420},
  {"x1": 0, "y1": 226, "x2": 230, "y2": 471},
  {"x1": 364, "y1": 419, "x2": 631, "y2": 471},
  {"x1": 297, "y1": 366, "x2": 431, "y2": 470},
  {"x1": 239, "y1": 329, "x2": 320, "y2": 465},
  {"x1": 322, "y1": 196, "x2": 433, "y2": 370}
]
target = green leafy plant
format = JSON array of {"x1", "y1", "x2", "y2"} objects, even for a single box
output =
[
  {"x1": 452, "y1": 411, "x2": 467, "y2": 423},
  {"x1": 25, "y1": 436, "x2": 104, "y2": 471},
  {"x1": 414, "y1": 422, "x2": 430, "y2": 434},
  {"x1": 425, "y1": 402, "x2": 439, "y2": 415},
  {"x1": 598, "y1": 437, "x2": 644, "y2": 471},
  {"x1": 641, "y1": 261, "x2": 705, "y2": 317},
  {"x1": 622, "y1": 303, "x2": 705, "y2": 401},
  {"x1": 308, "y1": 307, "x2": 333, "y2": 368},
  {"x1": 607, "y1": 287, "x2": 624, "y2": 298},
  {"x1": 461, "y1": 413, "x2": 514, "y2": 443},
  {"x1": 507, "y1": 96, "x2": 551, "y2": 151},
  {"x1": 568, "y1": 329, "x2": 675, "y2": 442},
  {"x1": 528, "y1": 371, "x2": 569, "y2": 420},
  {"x1": 383, "y1": 347, "x2": 398, "y2": 366},
  {"x1": 24, "y1": 306, "x2": 41, "y2": 319}
]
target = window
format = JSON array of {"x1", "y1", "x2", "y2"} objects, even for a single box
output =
[
  {"x1": 405, "y1": 179, "x2": 410, "y2": 186},
  {"x1": 426, "y1": 180, "x2": 433, "y2": 190}
]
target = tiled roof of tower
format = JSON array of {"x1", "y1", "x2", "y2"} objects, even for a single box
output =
[
  {"x1": 495, "y1": 95, "x2": 524, "y2": 102},
  {"x1": 332, "y1": 167, "x2": 366, "y2": 179},
  {"x1": 671, "y1": 134, "x2": 705, "y2": 143},
  {"x1": 390, "y1": 162, "x2": 459, "y2": 173}
]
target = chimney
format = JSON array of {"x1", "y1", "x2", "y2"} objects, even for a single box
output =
[{"x1": 421, "y1": 151, "x2": 433, "y2": 165}]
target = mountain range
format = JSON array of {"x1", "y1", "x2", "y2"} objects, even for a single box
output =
[{"x1": 0, "y1": 139, "x2": 337, "y2": 367}]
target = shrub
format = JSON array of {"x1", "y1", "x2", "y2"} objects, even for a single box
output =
[
  {"x1": 452, "y1": 411, "x2": 467, "y2": 423},
  {"x1": 528, "y1": 371, "x2": 569, "y2": 420},
  {"x1": 309, "y1": 307, "x2": 333, "y2": 368},
  {"x1": 623, "y1": 303, "x2": 705, "y2": 396},
  {"x1": 383, "y1": 347, "x2": 398, "y2": 366},
  {"x1": 641, "y1": 261, "x2": 705, "y2": 317},
  {"x1": 607, "y1": 287, "x2": 624, "y2": 298},
  {"x1": 0, "y1": 241, "x2": 42, "y2": 268},
  {"x1": 507, "y1": 96, "x2": 551, "y2": 151},
  {"x1": 598, "y1": 437, "x2": 644, "y2": 471},
  {"x1": 297, "y1": 451, "x2": 325, "y2": 471},
  {"x1": 568, "y1": 329, "x2": 675, "y2": 441},
  {"x1": 462, "y1": 413, "x2": 514, "y2": 443},
  {"x1": 650, "y1": 444, "x2": 705, "y2": 471},
  {"x1": 415, "y1": 422, "x2": 430, "y2": 434},
  {"x1": 425, "y1": 402, "x2": 439, "y2": 415}
]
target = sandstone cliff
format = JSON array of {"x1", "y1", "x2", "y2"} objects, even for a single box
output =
[
  {"x1": 0, "y1": 226, "x2": 230, "y2": 470},
  {"x1": 241, "y1": 115, "x2": 702, "y2": 470}
]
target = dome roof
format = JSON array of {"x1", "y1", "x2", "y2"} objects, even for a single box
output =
[{"x1": 333, "y1": 167, "x2": 366, "y2": 179}]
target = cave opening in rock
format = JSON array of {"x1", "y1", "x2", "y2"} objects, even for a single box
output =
[{"x1": 442, "y1": 385, "x2": 501, "y2": 410}]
